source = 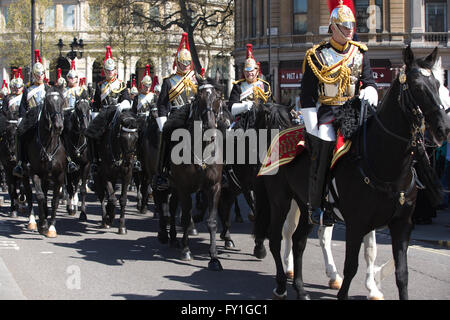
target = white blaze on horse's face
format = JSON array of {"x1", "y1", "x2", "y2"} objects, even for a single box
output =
[{"x1": 430, "y1": 57, "x2": 450, "y2": 115}]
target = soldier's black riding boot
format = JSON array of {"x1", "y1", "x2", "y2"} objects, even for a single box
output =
[
  {"x1": 306, "y1": 133, "x2": 336, "y2": 227},
  {"x1": 13, "y1": 135, "x2": 24, "y2": 178},
  {"x1": 152, "y1": 132, "x2": 169, "y2": 191}
]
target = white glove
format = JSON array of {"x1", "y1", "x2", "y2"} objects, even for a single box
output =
[
  {"x1": 118, "y1": 99, "x2": 131, "y2": 112},
  {"x1": 156, "y1": 116, "x2": 167, "y2": 132},
  {"x1": 17, "y1": 118, "x2": 23, "y2": 125},
  {"x1": 231, "y1": 101, "x2": 254, "y2": 116},
  {"x1": 359, "y1": 86, "x2": 378, "y2": 106}
]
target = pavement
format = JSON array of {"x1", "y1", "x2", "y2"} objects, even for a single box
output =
[{"x1": 408, "y1": 208, "x2": 450, "y2": 248}]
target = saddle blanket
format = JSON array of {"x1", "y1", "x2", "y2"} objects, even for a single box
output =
[
  {"x1": 258, "y1": 128, "x2": 352, "y2": 176},
  {"x1": 258, "y1": 126, "x2": 305, "y2": 176}
]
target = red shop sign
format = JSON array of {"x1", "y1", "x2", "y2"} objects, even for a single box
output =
[
  {"x1": 371, "y1": 67, "x2": 392, "y2": 83},
  {"x1": 279, "y1": 69, "x2": 303, "y2": 84}
]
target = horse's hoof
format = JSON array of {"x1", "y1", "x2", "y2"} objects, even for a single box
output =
[
  {"x1": 248, "y1": 212, "x2": 255, "y2": 222},
  {"x1": 286, "y1": 271, "x2": 294, "y2": 280},
  {"x1": 253, "y1": 245, "x2": 267, "y2": 259},
  {"x1": 225, "y1": 240, "x2": 235, "y2": 249},
  {"x1": 192, "y1": 214, "x2": 203, "y2": 223},
  {"x1": 235, "y1": 216, "x2": 244, "y2": 223},
  {"x1": 181, "y1": 250, "x2": 192, "y2": 261},
  {"x1": 297, "y1": 293, "x2": 311, "y2": 300},
  {"x1": 272, "y1": 289, "x2": 287, "y2": 300},
  {"x1": 79, "y1": 212, "x2": 87, "y2": 221},
  {"x1": 68, "y1": 209, "x2": 76, "y2": 216},
  {"x1": 9, "y1": 211, "x2": 18, "y2": 218},
  {"x1": 118, "y1": 227, "x2": 127, "y2": 235},
  {"x1": 46, "y1": 229, "x2": 57, "y2": 238},
  {"x1": 368, "y1": 294, "x2": 384, "y2": 300},
  {"x1": 189, "y1": 228, "x2": 198, "y2": 236},
  {"x1": 329, "y1": 278, "x2": 343, "y2": 290},
  {"x1": 208, "y1": 258, "x2": 223, "y2": 271},
  {"x1": 157, "y1": 232, "x2": 169, "y2": 244},
  {"x1": 101, "y1": 223, "x2": 111, "y2": 229},
  {"x1": 27, "y1": 222, "x2": 37, "y2": 231}
]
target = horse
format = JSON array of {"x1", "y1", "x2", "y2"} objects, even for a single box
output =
[
  {"x1": 252, "y1": 46, "x2": 450, "y2": 300},
  {"x1": 62, "y1": 97, "x2": 91, "y2": 221},
  {"x1": 0, "y1": 112, "x2": 33, "y2": 218},
  {"x1": 23, "y1": 87, "x2": 67, "y2": 237},
  {"x1": 91, "y1": 107, "x2": 138, "y2": 234},
  {"x1": 165, "y1": 76, "x2": 224, "y2": 270}
]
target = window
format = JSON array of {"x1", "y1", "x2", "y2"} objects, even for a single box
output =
[
  {"x1": 355, "y1": 0, "x2": 383, "y2": 33},
  {"x1": 251, "y1": 0, "x2": 257, "y2": 37},
  {"x1": 149, "y1": 6, "x2": 160, "y2": 21},
  {"x1": 293, "y1": 0, "x2": 307, "y2": 35},
  {"x1": 63, "y1": 5, "x2": 75, "y2": 28},
  {"x1": 89, "y1": 5, "x2": 101, "y2": 27},
  {"x1": 3, "y1": 7, "x2": 7, "y2": 27},
  {"x1": 133, "y1": 4, "x2": 144, "y2": 26},
  {"x1": 426, "y1": 2, "x2": 447, "y2": 32},
  {"x1": 260, "y1": 0, "x2": 264, "y2": 36},
  {"x1": 44, "y1": 6, "x2": 55, "y2": 29}
]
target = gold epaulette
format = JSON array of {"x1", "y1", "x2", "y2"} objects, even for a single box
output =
[
  {"x1": 349, "y1": 40, "x2": 368, "y2": 52},
  {"x1": 302, "y1": 40, "x2": 327, "y2": 73},
  {"x1": 232, "y1": 79, "x2": 245, "y2": 85}
]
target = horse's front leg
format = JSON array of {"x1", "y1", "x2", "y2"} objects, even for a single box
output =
[
  {"x1": 32, "y1": 174, "x2": 47, "y2": 235},
  {"x1": 282, "y1": 200, "x2": 300, "y2": 280},
  {"x1": 118, "y1": 170, "x2": 132, "y2": 235},
  {"x1": 7, "y1": 176, "x2": 18, "y2": 217},
  {"x1": 206, "y1": 183, "x2": 222, "y2": 271},
  {"x1": 104, "y1": 180, "x2": 116, "y2": 228},
  {"x1": 66, "y1": 174, "x2": 76, "y2": 216},
  {"x1": 269, "y1": 199, "x2": 291, "y2": 300},
  {"x1": 47, "y1": 173, "x2": 64, "y2": 238},
  {"x1": 179, "y1": 192, "x2": 193, "y2": 261},
  {"x1": 79, "y1": 163, "x2": 89, "y2": 221},
  {"x1": 388, "y1": 210, "x2": 414, "y2": 300},
  {"x1": 291, "y1": 200, "x2": 314, "y2": 300},
  {"x1": 318, "y1": 225, "x2": 343, "y2": 290}
]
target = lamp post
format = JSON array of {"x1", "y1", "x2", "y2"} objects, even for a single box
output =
[
  {"x1": 57, "y1": 38, "x2": 84, "y2": 60},
  {"x1": 38, "y1": 17, "x2": 44, "y2": 56},
  {"x1": 30, "y1": 0, "x2": 36, "y2": 81}
]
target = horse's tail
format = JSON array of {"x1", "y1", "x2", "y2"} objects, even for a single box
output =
[{"x1": 252, "y1": 177, "x2": 271, "y2": 240}]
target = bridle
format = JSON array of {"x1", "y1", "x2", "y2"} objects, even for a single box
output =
[
  {"x1": 108, "y1": 110, "x2": 138, "y2": 167},
  {"x1": 68, "y1": 98, "x2": 91, "y2": 158}
]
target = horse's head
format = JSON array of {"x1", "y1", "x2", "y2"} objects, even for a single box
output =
[
  {"x1": 43, "y1": 87, "x2": 65, "y2": 136},
  {"x1": 403, "y1": 46, "x2": 450, "y2": 146},
  {"x1": 194, "y1": 76, "x2": 223, "y2": 131},
  {"x1": 73, "y1": 97, "x2": 91, "y2": 132},
  {"x1": 116, "y1": 111, "x2": 138, "y2": 164}
]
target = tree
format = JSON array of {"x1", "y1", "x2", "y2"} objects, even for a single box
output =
[
  {"x1": 0, "y1": 0, "x2": 55, "y2": 80},
  {"x1": 95, "y1": 0, "x2": 234, "y2": 74}
]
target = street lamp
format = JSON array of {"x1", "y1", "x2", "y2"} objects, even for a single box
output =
[
  {"x1": 38, "y1": 17, "x2": 44, "y2": 55},
  {"x1": 56, "y1": 38, "x2": 84, "y2": 60}
]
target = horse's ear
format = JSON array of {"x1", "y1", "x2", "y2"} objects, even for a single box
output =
[
  {"x1": 425, "y1": 47, "x2": 438, "y2": 66},
  {"x1": 403, "y1": 45, "x2": 415, "y2": 67}
]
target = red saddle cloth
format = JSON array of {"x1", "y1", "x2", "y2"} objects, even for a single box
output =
[{"x1": 258, "y1": 128, "x2": 352, "y2": 176}]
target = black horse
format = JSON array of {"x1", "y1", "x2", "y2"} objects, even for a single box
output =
[
  {"x1": 165, "y1": 77, "x2": 224, "y2": 270},
  {"x1": 91, "y1": 107, "x2": 138, "y2": 234},
  {"x1": 0, "y1": 113, "x2": 33, "y2": 218},
  {"x1": 253, "y1": 46, "x2": 450, "y2": 300},
  {"x1": 23, "y1": 87, "x2": 67, "y2": 237},
  {"x1": 62, "y1": 97, "x2": 91, "y2": 221}
]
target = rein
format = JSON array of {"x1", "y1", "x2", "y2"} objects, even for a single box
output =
[
  {"x1": 107, "y1": 109, "x2": 137, "y2": 167},
  {"x1": 356, "y1": 72, "x2": 424, "y2": 208}
]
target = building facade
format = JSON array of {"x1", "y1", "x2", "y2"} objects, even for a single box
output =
[
  {"x1": 234, "y1": 0, "x2": 450, "y2": 105},
  {"x1": 0, "y1": 0, "x2": 235, "y2": 96}
]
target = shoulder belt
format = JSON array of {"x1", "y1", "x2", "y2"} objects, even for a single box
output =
[{"x1": 168, "y1": 70, "x2": 197, "y2": 102}]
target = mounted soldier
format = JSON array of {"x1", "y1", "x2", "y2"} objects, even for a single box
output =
[
  {"x1": 55, "y1": 68, "x2": 67, "y2": 91},
  {"x1": 13, "y1": 50, "x2": 51, "y2": 178},
  {"x1": 63, "y1": 59, "x2": 89, "y2": 173},
  {"x1": 129, "y1": 76, "x2": 139, "y2": 102},
  {"x1": 300, "y1": 0, "x2": 378, "y2": 226},
  {"x1": 153, "y1": 32, "x2": 198, "y2": 190},
  {"x1": 228, "y1": 43, "x2": 272, "y2": 125},
  {"x1": 0, "y1": 79, "x2": 10, "y2": 106},
  {"x1": 86, "y1": 45, "x2": 131, "y2": 178},
  {"x1": 2, "y1": 69, "x2": 26, "y2": 119}
]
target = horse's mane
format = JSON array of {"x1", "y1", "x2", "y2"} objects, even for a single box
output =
[
  {"x1": 197, "y1": 77, "x2": 224, "y2": 93},
  {"x1": 84, "y1": 107, "x2": 118, "y2": 140},
  {"x1": 265, "y1": 103, "x2": 294, "y2": 130},
  {"x1": 117, "y1": 109, "x2": 137, "y2": 129}
]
